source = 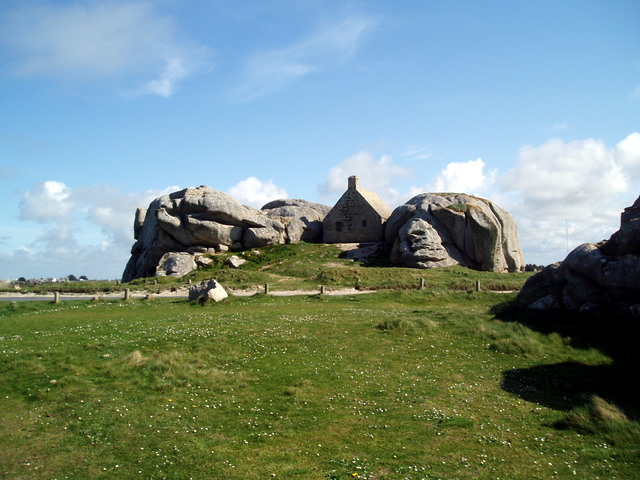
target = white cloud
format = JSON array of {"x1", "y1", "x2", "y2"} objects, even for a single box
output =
[
  {"x1": 320, "y1": 151, "x2": 412, "y2": 207},
  {"x1": 616, "y1": 131, "x2": 640, "y2": 174},
  {"x1": 500, "y1": 133, "x2": 640, "y2": 265},
  {"x1": 74, "y1": 184, "x2": 180, "y2": 244},
  {"x1": 142, "y1": 58, "x2": 188, "y2": 98},
  {"x1": 233, "y1": 14, "x2": 375, "y2": 101},
  {"x1": 228, "y1": 177, "x2": 288, "y2": 208},
  {"x1": 502, "y1": 137, "x2": 628, "y2": 217},
  {"x1": 7, "y1": 182, "x2": 180, "y2": 279},
  {"x1": 424, "y1": 158, "x2": 492, "y2": 195},
  {"x1": 0, "y1": 1, "x2": 210, "y2": 97},
  {"x1": 19, "y1": 180, "x2": 74, "y2": 222}
]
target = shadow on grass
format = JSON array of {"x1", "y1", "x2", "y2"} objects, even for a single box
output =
[
  {"x1": 502, "y1": 362, "x2": 635, "y2": 412},
  {"x1": 337, "y1": 242, "x2": 393, "y2": 267},
  {"x1": 492, "y1": 301, "x2": 640, "y2": 419}
]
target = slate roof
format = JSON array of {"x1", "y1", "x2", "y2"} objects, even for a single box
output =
[{"x1": 354, "y1": 187, "x2": 391, "y2": 219}]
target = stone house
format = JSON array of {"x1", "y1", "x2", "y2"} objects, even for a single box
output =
[{"x1": 323, "y1": 176, "x2": 392, "y2": 243}]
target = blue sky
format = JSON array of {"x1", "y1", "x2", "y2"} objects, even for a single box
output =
[{"x1": 1, "y1": 0, "x2": 639, "y2": 280}]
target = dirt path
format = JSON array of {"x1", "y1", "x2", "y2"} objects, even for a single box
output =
[
  {"x1": 0, "y1": 287, "x2": 375, "y2": 302},
  {"x1": 228, "y1": 287, "x2": 374, "y2": 297}
]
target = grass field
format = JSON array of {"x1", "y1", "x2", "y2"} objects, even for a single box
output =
[
  {"x1": 3, "y1": 243, "x2": 532, "y2": 295},
  {"x1": 1, "y1": 283, "x2": 638, "y2": 479}
]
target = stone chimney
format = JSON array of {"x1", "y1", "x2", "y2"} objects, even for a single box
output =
[{"x1": 348, "y1": 175, "x2": 359, "y2": 190}]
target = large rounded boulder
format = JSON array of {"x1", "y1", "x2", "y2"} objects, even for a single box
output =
[
  {"x1": 517, "y1": 194, "x2": 640, "y2": 311},
  {"x1": 386, "y1": 193, "x2": 524, "y2": 272}
]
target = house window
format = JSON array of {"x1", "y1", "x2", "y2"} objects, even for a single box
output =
[
  {"x1": 336, "y1": 222, "x2": 343, "y2": 232},
  {"x1": 362, "y1": 220, "x2": 367, "y2": 227}
]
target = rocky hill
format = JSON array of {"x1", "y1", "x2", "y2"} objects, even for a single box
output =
[
  {"x1": 122, "y1": 186, "x2": 524, "y2": 282},
  {"x1": 122, "y1": 186, "x2": 330, "y2": 282}
]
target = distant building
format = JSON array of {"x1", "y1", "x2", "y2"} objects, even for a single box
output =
[{"x1": 323, "y1": 176, "x2": 392, "y2": 243}]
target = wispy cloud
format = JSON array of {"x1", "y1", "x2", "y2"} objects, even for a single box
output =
[
  {"x1": 142, "y1": 58, "x2": 189, "y2": 98},
  {"x1": 401, "y1": 146, "x2": 432, "y2": 161},
  {"x1": 233, "y1": 14, "x2": 376, "y2": 101},
  {"x1": 0, "y1": 1, "x2": 210, "y2": 97}
]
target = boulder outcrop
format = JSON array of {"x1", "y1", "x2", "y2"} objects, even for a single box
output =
[
  {"x1": 122, "y1": 185, "x2": 525, "y2": 282},
  {"x1": 517, "y1": 195, "x2": 640, "y2": 312},
  {"x1": 386, "y1": 193, "x2": 524, "y2": 272},
  {"x1": 156, "y1": 251, "x2": 197, "y2": 278},
  {"x1": 122, "y1": 187, "x2": 333, "y2": 282},
  {"x1": 123, "y1": 186, "x2": 288, "y2": 282},
  {"x1": 261, "y1": 199, "x2": 332, "y2": 243}
]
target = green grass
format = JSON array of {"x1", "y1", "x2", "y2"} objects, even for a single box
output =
[
  {"x1": 1, "y1": 289, "x2": 637, "y2": 479},
  {"x1": 1, "y1": 279, "x2": 123, "y2": 295},
  {"x1": 2, "y1": 243, "x2": 532, "y2": 295},
  {"x1": 120, "y1": 243, "x2": 533, "y2": 293}
]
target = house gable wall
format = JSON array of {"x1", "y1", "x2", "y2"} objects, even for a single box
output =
[{"x1": 322, "y1": 177, "x2": 391, "y2": 243}]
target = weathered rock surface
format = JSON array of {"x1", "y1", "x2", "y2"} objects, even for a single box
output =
[
  {"x1": 225, "y1": 255, "x2": 246, "y2": 269},
  {"x1": 122, "y1": 188, "x2": 333, "y2": 282},
  {"x1": 386, "y1": 193, "x2": 524, "y2": 272},
  {"x1": 517, "y1": 195, "x2": 640, "y2": 312},
  {"x1": 196, "y1": 256, "x2": 214, "y2": 268},
  {"x1": 261, "y1": 199, "x2": 332, "y2": 243},
  {"x1": 188, "y1": 279, "x2": 228, "y2": 303},
  {"x1": 156, "y1": 252, "x2": 197, "y2": 278},
  {"x1": 123, "y1": 186, "x2": 288, "y2": 282}
]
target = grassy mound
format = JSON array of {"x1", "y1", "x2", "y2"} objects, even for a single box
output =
[{"x1": 125, "y1": 242, "x2": 534, "y2": 293}]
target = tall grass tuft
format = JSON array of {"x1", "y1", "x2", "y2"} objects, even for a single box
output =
[
  {"x1": 376, "y1": 318, "x2": 418, "y2": 333},
  {"x1": 479, "y1": 322, "x2": 544, "y2": 357},
  {"x1": 124, "y1": 350, "x2": 146, "y2": 366},
  {"x1": 557, "y1": 395, "x2": 640, "y2": 443}
]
